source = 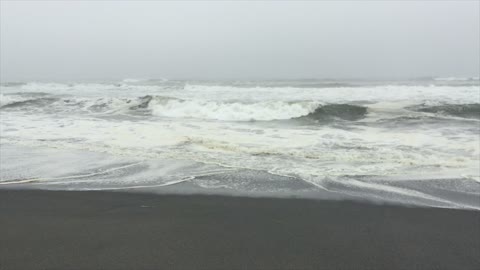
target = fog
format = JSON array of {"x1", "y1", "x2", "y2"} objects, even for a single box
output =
[{"x1": 1, "y1": 1, "x2": 479, "y2": 81}]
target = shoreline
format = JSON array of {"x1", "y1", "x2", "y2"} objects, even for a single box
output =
[{"x1": 1, "y1": 189, "x2": 479, "y2": 269}]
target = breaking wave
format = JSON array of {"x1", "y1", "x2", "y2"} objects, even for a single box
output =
[
  {"x1": 3, "y1": 92, "x2": 479, "y2": 122},
  {"x1": 1, "y1": 80, "x2": 479, "y2": 209},
  {"x1": 2, "y1": 94, "x2": 369, "y2": 121},
  {"x1": 149, "y1": 97, "x2": 368, "y2": 121},
  {"x1": 149, "y1": 98, "x2": 320, "y2": 121}
]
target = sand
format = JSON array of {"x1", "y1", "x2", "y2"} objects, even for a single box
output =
[{"x1": 1, "y1": 189, "x2": 479, "y2": 270}]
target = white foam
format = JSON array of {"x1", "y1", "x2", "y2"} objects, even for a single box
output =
[
  {"x1": 0, "y1": 94, "x2": 29, "y2": 107},
  {"x1": 1, "y1": 82, "x2": 478, "y2": 104},
  {"x1": 150, "y1": 99, "x2": 320, "y2": 121},
  {"x1": 181, "y1": 84, "x2": 480, "y2": 105},
  {"x1": 1, "y1": 81, "x2": 479, "y2": 208},
  {"x1": 121, "y1": 78, "x2": 144, "y2": 83}
]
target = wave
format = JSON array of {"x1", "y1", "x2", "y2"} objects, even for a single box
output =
[
  {"x1": 121, "y1": 78, "x2": 146, "y2": 83},
  {"x1": 434, "y1": 77, "x2": 479, "y2": 81},
  {"x1": 3, "y1": 82, "x2": 479, "y2": 104},
  {"x1": 141, "y1": 97, "x2": 368, "y2": 122},
  {"x1": 0, "y1": 93, "x2": 370, "y2": 122},
  {"x1": 0, "y1": 97, "x2": 59, "y2": 109},
  {"x1": 121, "y1": 78, "x2": 169, "y2": 83},
  {"x1": 0, "y1": 94, "x2": 25, "y2": 107},
  {"x1": 149, "y1": 97, "x2": 320, "y2": 121},
  {"x1": 410, "y1": 104, "x2": 480, "y2": 119},
  {"x1": 1, "y1": 82, "x2": 165, "y2": 94},
  {"x1": 150, "y1": 99, "x2": 479, "y2": 122},
  {"x1": 299, "y1": 104, "x2": 368, "y2": 122},
  {"x1": 0, "y1": 93, "x2": 51, "y2": 107},
  {"x1": 2, "y1": 91, "x2": 478, "y2": 122},
  {"x1": 0, "y1": 94, "x2": 152, "y2": 114}
]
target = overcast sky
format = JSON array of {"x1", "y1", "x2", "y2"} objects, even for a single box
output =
[{"x1": 0, "y1": 1, "x2": 479, "y2": 81}]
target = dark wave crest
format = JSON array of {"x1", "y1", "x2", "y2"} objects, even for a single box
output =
[
  {"x1": 411, "y1": 104, "x2": 480, "y2": 119},
  {"x1": 299, "y1": 104, "x2": 368, "y2": 122},
  {"x1": 1, "y1": 97, "x2": 59, "y2": 109}
]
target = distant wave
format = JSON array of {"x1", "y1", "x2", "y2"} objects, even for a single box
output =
[
  {"x1": 434, "y1": 77, "x2": 480, "y2": 81},
  {"x1": 0, "y1": 93, "x2": 50, "y2": 107},
  {"x1": 0, "y1": 94, "x2": 152, "y2": 114},
  {"x1": 0, "y1": 97, "x2": 59, "y2": 109},
  {"x1": 410, "y1": 104, "x2": 480, "y2": 119},
  {"x1": 120, "y1": 78, "x2": 169, "y2": 83},
  {"x1": 121, "y1": 78, "x2": 145, "y2": 83}
]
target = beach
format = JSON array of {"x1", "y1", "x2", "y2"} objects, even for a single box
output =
[
  {"x1": 1, "y1": 1, "x2": 479, "y2": 269},
  {"x1": 1, "y1": 189, "x2": 479, "y2": 270}
]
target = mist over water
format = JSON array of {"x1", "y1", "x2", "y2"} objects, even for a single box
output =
[{"x1": 1, "y1": 1, "x2": 479, "y2": 81}]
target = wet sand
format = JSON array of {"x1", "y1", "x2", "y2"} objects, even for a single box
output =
[{"x1": 1, "y1": 189, "x2": 479, "y2": 270}]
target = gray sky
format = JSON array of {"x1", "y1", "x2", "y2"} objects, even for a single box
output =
[{"x1": 1, "y1": 1, "x2": 479, "y2": 81}]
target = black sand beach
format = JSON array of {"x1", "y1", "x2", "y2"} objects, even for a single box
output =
[{"x1": 1, "y1": 189, "x2": 479, "y2": 270}]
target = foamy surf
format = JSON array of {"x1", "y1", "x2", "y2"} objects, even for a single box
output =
[{"x1": 1, "y1": 79, "x2": 479, "y2": 209}]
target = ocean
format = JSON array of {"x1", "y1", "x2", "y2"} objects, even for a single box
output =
[{"x1": 1, "y1": 78, "x2": 479, "y2": 209}]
